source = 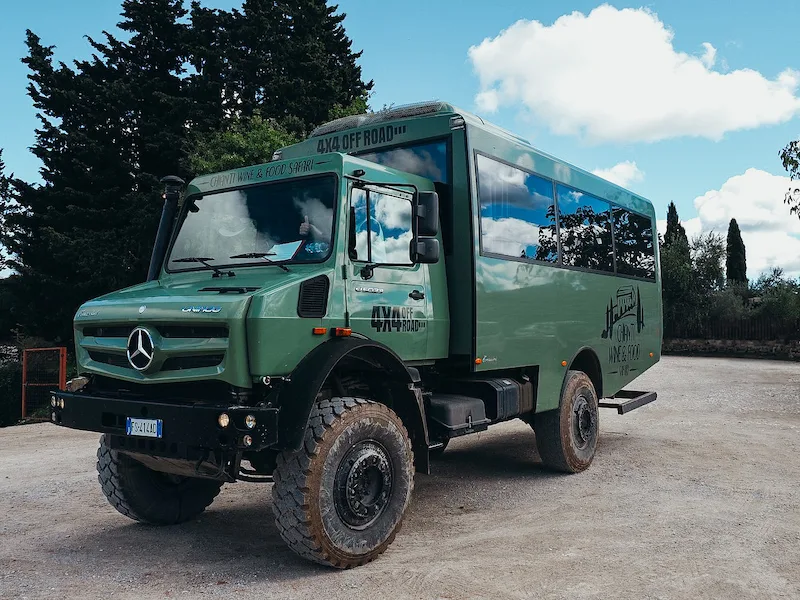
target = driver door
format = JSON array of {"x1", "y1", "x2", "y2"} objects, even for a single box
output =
[{"x1": 345, "y1": 184, "x2": 429, "y2": 361}]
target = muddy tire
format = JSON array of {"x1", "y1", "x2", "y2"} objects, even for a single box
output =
[
  {"x1": 96, "y1": 435, "x2": 223, "y2": 525},
  {"x1": 272, "y1": 397, "x2": 414, "y2": 568},
  {"x1": 534, "y1": 370, "x2": 599, "y2": 473}
]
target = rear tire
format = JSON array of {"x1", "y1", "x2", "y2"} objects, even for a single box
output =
[
  {"x1": 96, "y1": 435, "x2": 223, "y2": 525},
  {"x1": 534, "y1": 370, "x2": 599, "y2": 473},
  {"x1": 272, "y1": 397, "x2": 414, "y2": 568}
]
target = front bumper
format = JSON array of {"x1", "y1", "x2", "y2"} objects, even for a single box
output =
[{"x1": 50, "y1": 389, "x2": 279, "y2": 457}]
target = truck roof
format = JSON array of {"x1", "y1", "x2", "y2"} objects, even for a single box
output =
[{"x1": 309, "y1": 100, "x2": 532, "y2": 148}]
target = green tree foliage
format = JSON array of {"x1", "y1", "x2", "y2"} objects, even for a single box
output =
[
  {"x1": 725, "y1": 218, "x2": 747, "y2": 283},
  {"x1": 187, "y1": 116, "x2": 298, "y2": 175},
  {"x1": 659, "y1": 202, "x2": 695, "y2": 327},
  {"x1": 779, "y1": 140, "x2": 800, "y2": 219},
  {"x1": 1, "y1": 0, "x2": 371, "y2": 342}
]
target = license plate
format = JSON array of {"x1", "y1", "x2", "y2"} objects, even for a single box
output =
[{"x1": 126, "y1": 417, "x2": 163, "y2": 438}]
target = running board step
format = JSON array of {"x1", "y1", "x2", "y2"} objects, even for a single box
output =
[{"x1": 599, "y1": 390, "x2": 657, "y2": 415}]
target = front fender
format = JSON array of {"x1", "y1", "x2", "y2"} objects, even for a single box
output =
[{"x1": 276, "y1": 337, "x2": 430, "y2": 472}]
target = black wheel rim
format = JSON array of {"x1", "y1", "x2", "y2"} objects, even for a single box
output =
[
  {"x1": 572, "y1": 394, "x2": 595, "y2": 449},
  {"x1": 334, "y1": 440, "x2": 394, "y2": 530}
]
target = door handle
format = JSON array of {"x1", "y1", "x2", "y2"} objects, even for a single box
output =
[{"x1": 409, "y1": 290, "x2": 425, "y2": 301}]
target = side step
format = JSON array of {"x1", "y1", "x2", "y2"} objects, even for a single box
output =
[{"x1": 598, "y1": 390, "x2": 657, "y2": 415}]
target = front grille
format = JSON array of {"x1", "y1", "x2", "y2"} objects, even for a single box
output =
[
  {"x1": 88, "y1": 351, "x2": 130, "y2": 368},
  {"x1": 82, "y1": 325, "x2": 228, "y2": 339},
  {"x1": 161, "y1": 355, "x2": 224, "y2": 371},
  {"x1": 160, "y1": 326, "x2": 228, "y2": 339},
  {"x1": 83, "y1": 326, "x2": 131, "y2": 338}
]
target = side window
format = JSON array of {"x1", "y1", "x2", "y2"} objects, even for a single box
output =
[
  {"x1": 477, "y1": 154, "x2": 558, "y2": 262},
  {"x1": 359, "y1": 141, "x2": 449, "y2": 184},
  {"x1": 349, "y1": 187, "x2": 413, "y2": 265},
  {"x1": 556, "y1": 185, "x2": 614, "y2": 272},
  {"x1": 613, "y1": 207, "x2": 655, "y2": 279}
]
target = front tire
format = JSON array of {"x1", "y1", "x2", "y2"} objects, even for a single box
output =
[
  {"x1": 96, "y1": 435, "x2": 223, "y2": 525},
  {"x1": 533, "y1": 370, "x2": 599, "y2": 473},
  {"x1": 272, "y1": 397, "x2": 414, "y2": 568}
]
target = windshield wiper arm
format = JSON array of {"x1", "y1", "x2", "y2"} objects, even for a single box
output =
[
  {"x1": 172, "y1": 256, "x2": 235, "y2": 278},
  {"x1": 229, "y1": 252, "x2": 290, "y2": 272}
]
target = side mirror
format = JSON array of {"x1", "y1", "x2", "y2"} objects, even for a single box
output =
[
  {"x1": 411, "y1": 238, "x2": 440, "y2": 264},
  {"x1": 416, "y1": 191, "x2": 439, "y2": 237}
]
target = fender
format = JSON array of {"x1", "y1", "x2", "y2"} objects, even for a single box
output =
[
  {"x1": 567, "y1": 345, "x2": 603, "y2": 399},
  {"x1": 276, "y1": 337, "x2": 431, "y2": 473}
]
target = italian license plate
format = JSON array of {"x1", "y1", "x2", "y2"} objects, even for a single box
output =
[{"x1": 126, "y1": 417, "x2": 163, "y2": 438}]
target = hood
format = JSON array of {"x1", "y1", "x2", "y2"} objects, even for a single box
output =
[
  {"x1": 76, "y1": 266, "x2": 323, "y2": 324},
  {"x1": 73, "y1": 264, "x2": 329, "y2": 387}
]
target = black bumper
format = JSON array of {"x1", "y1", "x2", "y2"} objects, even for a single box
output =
[{"x1": 50, "y1": 389, "x2": 279, "y2": 456}]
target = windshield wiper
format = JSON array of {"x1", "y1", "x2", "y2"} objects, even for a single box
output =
[
  {"x1": 229, "y1": 252, "x2": 290, "y2": 272},
  {"x1": 172, "y1": 256, "x2": 235, "y2": 278}
]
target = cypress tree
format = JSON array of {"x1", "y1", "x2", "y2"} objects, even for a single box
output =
[
  {"x1": 664, "y1": 201, "x2": 688, "y2": 248},
  {"x1": 725, "y1": 218, "x2": 747, "y2": 284}
]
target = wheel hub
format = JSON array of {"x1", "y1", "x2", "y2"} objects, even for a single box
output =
[
  {"x1": 334, "y1": 441, "x2": 393, "y2": 530},
  {"x1": 573, "y1": 395, "x2": 595, "y2": 447}
]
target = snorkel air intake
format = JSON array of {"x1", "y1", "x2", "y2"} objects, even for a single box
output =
[{"x1": 147, "y1": 175, "x2": 184, "y2": 282}]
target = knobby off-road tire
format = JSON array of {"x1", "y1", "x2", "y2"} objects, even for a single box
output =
[
  {"x1": 96, "y1": 435, "x2": 223, "y2": 525},
  {"x1": 534, "y1": 370, "x2": 599, "y2": 473},
  {"x1": 272, "y1": 397, "x2": 414, "y2": 568}
]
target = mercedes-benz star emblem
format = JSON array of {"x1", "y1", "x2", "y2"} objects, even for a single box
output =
[{"x1": 126, "y1": 327, "x2": 155, "y2": 371}]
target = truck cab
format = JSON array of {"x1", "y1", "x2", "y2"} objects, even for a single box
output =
[{"x1": 53, "y1": 101, "x2": 660, "y2": 569}]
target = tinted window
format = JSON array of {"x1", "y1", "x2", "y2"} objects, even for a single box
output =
[
  {"x1": 477, "y1": 154, "x2": 557, "y2": 262},
  {"x1": 350, "y1": 188, "x2": 413, "y2": 265},
  {"x1": 613, "y1": 207, "x2": 655, "y2": 279},
  {"x1": 359, "y1": 141, "x2": 449, "y2": 183},
  {"x1": 556, "y1": 185, "x2": 613, "y2": 272}
]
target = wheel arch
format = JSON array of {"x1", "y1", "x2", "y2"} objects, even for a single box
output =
[
  {"x1": 568, "y1": 346, "x2": 603, "y2": 399},
  {"x1": 276, "y1": 337, "x2": 430, "y2": 473}
]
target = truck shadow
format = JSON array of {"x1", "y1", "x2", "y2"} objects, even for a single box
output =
[{"x1": 50, "y1": 429, "x2": 578, "y2": 584}]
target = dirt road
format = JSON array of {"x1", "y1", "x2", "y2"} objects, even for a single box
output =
[{"x1": 1, "y1": 356, "x2": 799, "y2": 599}]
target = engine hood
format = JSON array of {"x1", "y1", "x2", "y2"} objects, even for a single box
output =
[
  {"x1": 73, "y1": 265, "x2": 330, "y2": 388},
  {"x1": 76, "y1": 267, "x2": 317, "y2": 321}
]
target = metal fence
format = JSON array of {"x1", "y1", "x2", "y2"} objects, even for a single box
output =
[
  {"x1": 664, "y1": 317, "x2": 800, "y2": 341},
  {"x1": 22, "y1": 347, "x2": 67, "y2": 419}
]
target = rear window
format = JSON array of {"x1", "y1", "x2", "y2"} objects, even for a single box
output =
[{"x1": 613, "y1": 207, "x2": 656, "y2": 279}]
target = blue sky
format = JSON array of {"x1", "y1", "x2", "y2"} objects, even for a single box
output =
[{"x1": 2, "y1": 0, "x2": 800, "y2": 276}]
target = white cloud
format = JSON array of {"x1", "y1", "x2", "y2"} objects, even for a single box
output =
[
  {"x1": 468, "y1": 5, "x2": 800, "y2": 142},
  {"x1": 592, "y1": 161, "x2": 644, "y2": 188},
  {"x1": 657, "y1": 169, "x2": 800, "y2": 278},
  {"x1": 700, "y1": 42, "x2": 717, "y2": 69}
]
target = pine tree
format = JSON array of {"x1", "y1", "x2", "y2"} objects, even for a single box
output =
[
  {"x1": 3, "y1": 1, "x2": 372, "y2": 341},
  {"x1": 725, "y1": 218, "x2": 747, "y2": 284}
]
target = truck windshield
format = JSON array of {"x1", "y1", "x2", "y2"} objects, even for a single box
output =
[{"x1": 167, "y1": 175, "x2": 337, "y2": 272}]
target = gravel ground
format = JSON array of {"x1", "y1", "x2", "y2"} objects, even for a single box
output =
[{"x1": 1, "y1": 356, "x2": 799, "y2": 600}]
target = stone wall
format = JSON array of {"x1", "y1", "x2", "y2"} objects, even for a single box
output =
[{"x1": 663, "y1": 338, "x2": 800, "y2": 361}]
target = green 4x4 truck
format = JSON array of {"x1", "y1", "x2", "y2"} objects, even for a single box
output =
[{"x1": 52, "y1": 101, "x2": 661, "y2": 568}]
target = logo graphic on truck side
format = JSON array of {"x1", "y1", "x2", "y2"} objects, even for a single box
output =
[
  {"x1": 316, "y1": 125, "x2": 408, "y2": 154},
  {"x1": 602, "y1": 286, "x2": 645, "y2": 375},
  {"x1": 370, "y1": 306, "x2": 425, "y2": 333}
]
